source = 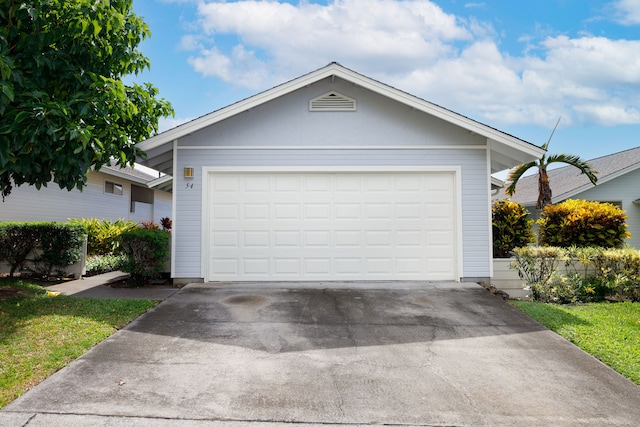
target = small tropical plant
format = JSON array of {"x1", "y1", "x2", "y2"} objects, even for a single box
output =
[
  {"x1": 537, "y1": 200, "x2": 629, "y2": 248},
  {"x1": 69, "y1": 218, "x2": 137, "y2": 256},
  {"x1": 511, "y1": 246, "x2": 568, "y2": 300},
  {"x1": 492, "y1": 199, "x2": 535, "y2": 258},
  {"x1": 505, "y1": 119, "x2": 597, "y2": 209},
  {"x1": 139, "y1": 220, "x2": 160, "y2": 230},
  {"x1": 160, "y1": 217, "x2": 172, "y2": 232},
  {"x1": 85, "y1": 253, "x2": 127, "y2": 276}
]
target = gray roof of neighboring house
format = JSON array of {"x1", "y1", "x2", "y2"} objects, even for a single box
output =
[{"x1": 499, "y1": 146, "x2": 640, "y2": 206}]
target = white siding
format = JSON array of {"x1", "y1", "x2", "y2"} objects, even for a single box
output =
[{"x1": 0, "y1": 171, "x2": 172, "y2": 224}]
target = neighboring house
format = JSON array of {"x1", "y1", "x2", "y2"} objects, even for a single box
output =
[
  {"x1": 137, "y1": 62, "x2": 544, "y2": 283},
  {"x1": 0, "y1": 160, "x2": 172, "y2": 224},
  {"x1": 496, "y1": 146, "x2": 640, "y2": 248}
]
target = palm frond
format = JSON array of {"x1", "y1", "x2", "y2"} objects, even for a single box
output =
[
  {"x1": 505, "y1": 161, "x2": 538, "y2": 196},
  {"x1": 546, "y1": 154, "x2": 598, "y2": 185}
]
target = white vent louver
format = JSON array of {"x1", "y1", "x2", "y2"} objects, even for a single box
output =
[{"x1": 309, "y1": 91, "x2": 356, "y2": 112}]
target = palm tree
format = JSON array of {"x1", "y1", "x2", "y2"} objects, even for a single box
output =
[{"x1": 505, "y1": 120, "x2": 598, "y2": 209}]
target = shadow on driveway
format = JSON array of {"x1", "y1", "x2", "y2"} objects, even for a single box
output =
[{"x1": 3, "y1": 282, "x2": 640, "y2": 427}]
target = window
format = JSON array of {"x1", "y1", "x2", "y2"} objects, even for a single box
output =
[{"x1": 105, "y1": 181, "x2": 123, "y2": 196}]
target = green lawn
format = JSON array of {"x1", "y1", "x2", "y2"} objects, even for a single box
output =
[
  {"x1": 511, "y1": 301, "x2": 640, "y2": 385},
  {"x1": 0, "y1": 279, "x2": 156, "y2": 408}
]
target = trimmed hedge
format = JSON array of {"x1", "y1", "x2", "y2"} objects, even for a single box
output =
[{"x1": 0, "y1": 222, "x2": 85, "y2": 277}]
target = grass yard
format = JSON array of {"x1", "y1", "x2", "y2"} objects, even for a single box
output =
[
  {"x1": 511, "y1": 301, "x2": 640, "y2": 386},
  {"x1": 0, "y1": 279, "x2": 156, "y2": 408}
]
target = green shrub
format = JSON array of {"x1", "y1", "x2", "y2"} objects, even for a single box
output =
[
  {"x1": 69, "y1": 218, "x2": 137, "y2": 256},
  {"x1": 119, "y1": 228, "x2": 169, "y2": 287},
  {"x1": 511, "y1": 246, "x2": 568, "y2": 300},
  {"x1": 492, "y1": 199, "x2": 535, "y2": 258},
  {"x1": 592, "y1": 247, "x2": 640, "y2": 301},
  {"x1": 85, "y1": 253, "x2": 127, "y2": 276},
  {"x1": 511, "y1": 245, "x2": 640, "y2": 303},
  {"x1": 537, "y1": 199, "x2": 630, "y2": 248},
  {"x1": 0, "y1": 222, "x2": 41, "y2": 277},
  {"x1": 32, "y1": 223, "x2": 84, "y2": 276},
  {"x1": 0, "y1": 222, "x2": 84, "y2": 277}
]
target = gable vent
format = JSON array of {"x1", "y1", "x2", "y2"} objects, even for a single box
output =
[{"x1": 309, "y1": 91, "x2": 356, "y2": 112}]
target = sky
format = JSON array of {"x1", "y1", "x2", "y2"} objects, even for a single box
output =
[{"x1": 128, "y1": 0, "x2": 640, "y2": 174}]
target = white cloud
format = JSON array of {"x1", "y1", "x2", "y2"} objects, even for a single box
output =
[
  {"x1": 180, "y1": 0, "x2": 640, "y2": 127},
  {"x1": 612, "y1": 0, "x2": 640, "y2": 25}
]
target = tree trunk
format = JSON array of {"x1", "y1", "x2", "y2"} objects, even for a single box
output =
[{"x1": 536, "y1": 168, "x2": 552, "y2": 209}]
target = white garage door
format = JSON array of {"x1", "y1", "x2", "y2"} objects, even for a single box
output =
[{"x1": 206, "y1": 172, "x2": 457, "y2": 281}]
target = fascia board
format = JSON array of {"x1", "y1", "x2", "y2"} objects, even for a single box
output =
[{"x1": 100, "y1": 167, "x2": 149, "y2": 185}]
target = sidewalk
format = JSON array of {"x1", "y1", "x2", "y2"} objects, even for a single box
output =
[{"x1": 45, "y1": 271, "x2": 178, "y2": 300}]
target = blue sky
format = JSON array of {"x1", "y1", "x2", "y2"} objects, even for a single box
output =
[{"x1": 129, "y1": 0, "x2": 640, "y2": 173}]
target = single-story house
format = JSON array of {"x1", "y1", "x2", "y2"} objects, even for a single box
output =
[
  {"x1": 496, "y1": 146, "x2": 640, "y2": 248},
  {"x1": 137, "y1": 62, "x2": 545, "y2": 283},
  {"x1": 0, "y1": 160, "x2": 172, "y2": 224}
]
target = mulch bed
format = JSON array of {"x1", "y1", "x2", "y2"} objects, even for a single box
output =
[{"x1": 0, "y1": 288, "x2": 24, "y2": 299}]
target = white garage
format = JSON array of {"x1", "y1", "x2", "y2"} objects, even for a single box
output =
[
  {"x1": 203, "y1": 169, "x2": 459, "y2": 281},
  {"x1": 137, "y1": 63, "x2": 545, "y2": 283}
]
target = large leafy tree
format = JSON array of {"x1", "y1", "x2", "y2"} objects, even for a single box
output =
[
  {"x1": 0, "y1": 0, "x2": 173, "y2": 199},
  {"x1": 505, "y1": 138, "x2": 598, "y2": 209}
]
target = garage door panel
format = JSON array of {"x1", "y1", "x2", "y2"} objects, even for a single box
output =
[{"x1": 208, "y1": 172, "x2": 456, "y2": 281}]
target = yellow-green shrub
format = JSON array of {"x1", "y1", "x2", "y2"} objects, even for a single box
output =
[
  {"x1": 492, "y1": 199, "x2": 535, "y2": 258},
  {"x1": 69, "y1": 218, "x2": 137, "y2": 256},
  {"x1": 537, "y1": 199, "x2": 630, "y2": 248}
]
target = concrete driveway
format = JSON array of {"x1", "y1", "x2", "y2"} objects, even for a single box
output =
[{"x1": 2, "y1": 281, "x2": 640, "y2": 426}]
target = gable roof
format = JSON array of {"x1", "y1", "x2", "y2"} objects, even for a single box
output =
[
  {"x1": 137, "y1": 62, "x2": 545, "y2": 176},
  {"x1": 500, "y1": 146, "x2": 640, "y2": 205}
]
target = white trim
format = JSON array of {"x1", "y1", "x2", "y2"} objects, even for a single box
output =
[
  {"x1": 201, "y1": 166, "x2": 463, "y2": 281},
  {"x1": 200, "y1": 164, "x2": 209, "y2": 279},
  {"x1": 486, "y1": 146, "x2": 494, "y2": 278},
  {"x1": 170, "y1": 141, "x2": 177, "y2": 278},
  {"x1": 453, "y1": 166, "x2": 464, "y2": 281},
  {"x1": 176, "y1": 145, "x2": 487, "y2": 151},
  {"x1": 202, "y1": 165, "x2": 459, "y2": 173}
]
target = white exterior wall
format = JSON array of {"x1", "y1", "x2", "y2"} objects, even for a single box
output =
[
  {"x1": 0, "y1": 170, "x2": 172, "y2": 224},
  {"x1": 566, "y1": 168, "x2": 640, "y2": 248},
  {"x1": 172, "y1": 77, "x2": 492, "y2": 280}
]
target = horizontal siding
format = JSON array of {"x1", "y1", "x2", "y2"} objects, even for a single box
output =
[
  {"x1": 153, "y1": 192, "x2": 173, "y2": 224},
  {"x1": 173, "y1": 148, "x2": 490, "y2": 279},
  {"x1": 0, "y1": 171, "x2": 172, "y2": 226},
  {"x1": 173, "y1": 168, "x2": 203, "y2": 278},
  {"x1": 0, "y1": 172, "x2": 128, "y2": 222}
]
